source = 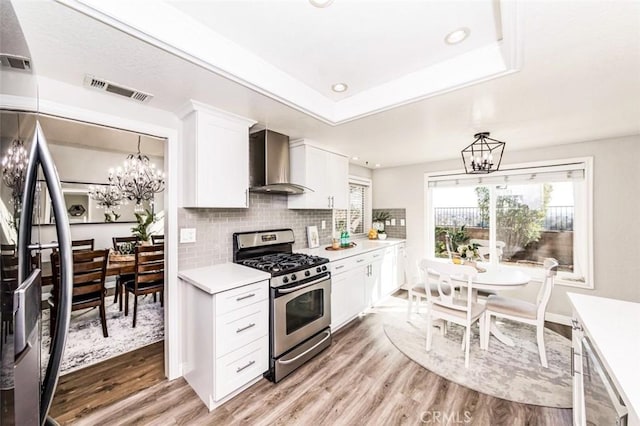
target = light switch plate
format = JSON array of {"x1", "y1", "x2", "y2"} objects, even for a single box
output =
[
  {"x1": 321, "y1": 220, "x2": 326, "y2": 230},
  {"x1": 391, "y1": 218, "x2": 396, "y2": 226},
  {"x1": 400, "y1": 218, "x2": 406, "y2": 226},
  {"x1": 180, "y1": 228, "x2": 196, "y2": 243}
]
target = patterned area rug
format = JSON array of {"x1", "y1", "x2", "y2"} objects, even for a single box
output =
[
  {"x1": 383, "y1": 312, "x2": 572, "y2": 408},
  {"x1": 1, "y1": 296, "x2": 163, "y2": 389},
  {"x1": 41, "y1": 295, "x2": 164, "y2": 376}
]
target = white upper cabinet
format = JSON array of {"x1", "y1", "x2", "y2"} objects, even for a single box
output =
[
  {"x1": 179, "y1": 100, "x2": 256, "y2": 208},
  {"x1": 287, "y1": 140, "x2": 348, "y2": 210}
]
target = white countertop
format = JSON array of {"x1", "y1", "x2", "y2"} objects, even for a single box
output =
[
  {"x1": 568, "y1": 293, "x2": 640, "y2": 422},
  {"x1": 178, "y1": 263, "x2": 271, "y2": 295},
  {"x1": 297, "y1": 237, "x2": 405, "y2": 262}
]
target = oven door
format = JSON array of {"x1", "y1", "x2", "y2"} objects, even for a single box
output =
[
  {"x1": 272, "y1": 273, "x2": 331, "y2": 357},
  {"x1": 581, "y1": 337, "x2": 628, "y2": 426}
]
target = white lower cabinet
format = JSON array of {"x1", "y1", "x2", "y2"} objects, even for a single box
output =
[
  {"x1": 331, "y1": 243, "x2": 406, "y2": 332},
  {"x1": 331, "y1": 267, "x2": 366, "y2": 329},
  {"x1": 183, "y1": 279, "x2": 269, "y2": 411}
]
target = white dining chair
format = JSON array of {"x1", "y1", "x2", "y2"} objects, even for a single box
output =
[
  {"x1": 420, "y1": 259, "x2": 486, "y2": 368},
  {"x1": 469, "y1": 239, "x2": 506, "y2": 262},
  {"x1": 482, "y1": 258, "x2": 559, "y2": 367},
  {"x1": 406, "y1": 251, "x2": 455, "y2": 324}
]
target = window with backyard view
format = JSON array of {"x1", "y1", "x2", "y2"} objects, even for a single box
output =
[
  {"x1": 334, "y1": 180, "x2": 370, "y2": 236},
  {"x1": 427, "y1": 159, "x2": 592, "y2": 287}
]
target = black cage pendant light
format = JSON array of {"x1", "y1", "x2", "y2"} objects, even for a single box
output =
[{"x1": 461, "y1": 132, "x2": 505, "y2": 174}]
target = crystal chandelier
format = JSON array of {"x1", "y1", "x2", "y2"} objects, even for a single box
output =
[
  {"x1": 88, "y1": 184, "x2": 125, "y2": 209},
  {"x1": 461, "y1": 132, "x2": 506, "y2": 174},
  {"x1": 1, "y1": 116, "x2": 29, "y2": 205},
  {"x1": 108, "y1": 136, "x2": 165, "y2": 205}
]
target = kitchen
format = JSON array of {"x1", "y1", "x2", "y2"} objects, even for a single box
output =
[{"x1": 1, "y1": 0, "x2": 640, "y2": 425}]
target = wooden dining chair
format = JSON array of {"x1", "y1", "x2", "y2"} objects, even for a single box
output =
[
  {"x1": 151, "y1": 235, "x2": 164, "y2": 245},
  {"x1": 420, "y1": 259, "x2": 486, "y2": 368},
  {"x1": 72, "y1": 239, "x2": 95, "y2": 252},
  {"x1": 112, "y1": 236, "x2": 139, "y2": 308},
  {"x1": 50, "y1": 249, "x2": 110, "y2": 341},
  {"x1": 1, "y1": 244, "x2": 15, "y2": 256},
  {"x1": 124, "y1": 244, "x2": 164, "y2": 328},
  {"x1": 0, "y1": 254, "x2": 19, "y2": 346},
  {"x1": 482, "y1": 258, "x2": 559, "y2": 367}
]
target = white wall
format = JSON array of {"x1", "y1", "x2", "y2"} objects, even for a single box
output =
[
  {"x1": 349, "y1": 163, "x2": 373, "y2": 179},
  {"x1": 373, "y1": 135, "x2": 640, "y2": 317}
]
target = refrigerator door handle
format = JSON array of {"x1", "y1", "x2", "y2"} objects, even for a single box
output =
[{"x1": 18, "y1": 122, "x2": 73, "y2": 425}]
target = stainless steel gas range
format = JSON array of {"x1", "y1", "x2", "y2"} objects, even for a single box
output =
[{"x1": 233, "y1": 229, "x2": 331, "y2": 382}]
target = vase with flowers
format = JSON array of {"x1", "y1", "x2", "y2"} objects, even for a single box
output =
[{"x1": 457, "y1": 243, "x2": 479, "y2": 264}]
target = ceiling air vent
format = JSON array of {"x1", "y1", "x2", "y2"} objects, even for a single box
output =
[
  {"x1": 0, "y1": 54, "x2": 31, "y2": 71},
  {"x1": 83, "y1": 74, "x2": 153, "y2": 104}
]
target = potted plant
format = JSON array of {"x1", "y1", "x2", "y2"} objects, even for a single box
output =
[
  {"x1": 372, "y1": 211, "x2": 391, "y2": 232},
  {"x1": 377, "y1": 229, "x2": 387, "y2": 240},
  {"x1": 131, "y1": 208, "x2": 156, "y2": 244}
]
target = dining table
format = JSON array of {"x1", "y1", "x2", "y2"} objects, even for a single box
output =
[{"x1": 451, "y1": 263, "x2": 532, "y2": 348}]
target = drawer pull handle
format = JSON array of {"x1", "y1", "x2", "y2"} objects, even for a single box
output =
[
  {"x1": 236, "y1": 360, "x2": 255, "y2": 373},
  {"x1": 356, "y1": 259, "x2": 365, "y2": 263},
  {"x1": 335, "y1": 265, "x2": 345, "y2": 270},
  {"x1": 236, "y1": 293, "x2": 256, "y2": 302},
  {"x1": 373, "y1": 254, "x2": 381, "y2": 258},
  {"x1": 236, "y1": 323, "x2": 256, "y2": 333}
]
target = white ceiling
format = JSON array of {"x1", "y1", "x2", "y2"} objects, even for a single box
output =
[
  {"x1": 8, "y1": 0, "x2": 640, "y2": 169},
  {"x1": 167, "y1": 0, "x2": 500, "y2": 100}
]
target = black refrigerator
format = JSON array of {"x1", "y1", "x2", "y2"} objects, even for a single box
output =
[{"x1": 1, "y1": 1, "x2": 74, "y2": 425}]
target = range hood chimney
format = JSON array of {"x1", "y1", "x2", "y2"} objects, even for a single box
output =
[{"x1": 249, "y1": 129, "x2": 310, "y2": 195}]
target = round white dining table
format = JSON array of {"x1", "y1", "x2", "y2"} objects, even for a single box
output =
[{"x1": 453, "y1": 265, "x2": 532, "y2": 347}]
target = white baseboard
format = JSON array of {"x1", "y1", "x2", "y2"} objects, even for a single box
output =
[{"x1": 545, "y1": 312, "x2": 572, "y2": 326}]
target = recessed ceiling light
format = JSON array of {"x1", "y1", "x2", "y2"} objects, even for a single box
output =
[
  {"x1": 309, "y1": 0, "x2": 334, "y2": 8},
  {"x1": 331, "y1": 83, "x2": 348, "y2": 93},
  {"x1": 352, "y1": 156, "x2": 359, "y2": 161},
  {"x1": 375, "y1": 163, "x2": 381, "y2": 168},
  {"x1": 445, "y1": 27, "x2": 470, "y2": 45}
]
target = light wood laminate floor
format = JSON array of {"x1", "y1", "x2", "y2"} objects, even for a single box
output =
[{"x1": 53, "y1": 292, "x2": 572, "y2": 425}]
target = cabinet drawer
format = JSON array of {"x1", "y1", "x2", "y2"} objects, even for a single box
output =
[
  {"x1": 215, "y1": 336, "x2": 268, "y2": 401},
  {"x1": 215, "y1": 299, "x2": 268, "y2": 357},
  {"x1": 215, "y1": 281, "x2": 268, "y2": 316},
  {"x1": 331, "y1": 255, "x2": 365, "y2": 274},
  {"x1": 369, "y1": 250, "x2": 384, "y2": 262}
]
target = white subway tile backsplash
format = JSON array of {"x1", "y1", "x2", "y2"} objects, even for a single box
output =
[{"x1": 178, "y1": 193, "x2": 332, "y2": 270}]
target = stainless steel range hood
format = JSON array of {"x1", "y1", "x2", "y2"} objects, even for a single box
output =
[{"x1": 249, "y1": 129, "x2": 311, "y2": 194}]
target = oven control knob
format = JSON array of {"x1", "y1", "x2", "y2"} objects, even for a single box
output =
[
  {"x1": 282, "y1": 277, "x2": 289, "y2": 284},
  {"x1": 291, "y1": 274, "x2": 297, "y2": 281},
  {"x1": 316, "y1": 267, "x2": 321, "y2": 273},
  {"x1": 322, "y1": 265, "x2": 327, "y2": 271},
  {"x1": 305, "y1": 271, "x2": 311, "y2": 277}
]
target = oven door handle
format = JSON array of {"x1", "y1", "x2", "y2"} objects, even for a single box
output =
[
  {"x1": 279, "y1": 330, "x2": 332, "y2": 365},
  {"x1": 276, "y1": 275, "x2": 329, "y2": 294}
]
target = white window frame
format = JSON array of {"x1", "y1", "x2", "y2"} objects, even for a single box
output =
[
  {"x1": 334, "y1": 175, "x2": 372, "y2": 238},
  {"x1": 424, "y1": 157, "x2": 593, "y2": 289}
]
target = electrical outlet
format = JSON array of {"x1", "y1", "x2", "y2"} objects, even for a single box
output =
[
  {"x1": 385, "y1": 220, "x2": 391, "y2": 226},
  {"x1": 321, "y1": 220, "x2": 326, "y2": 230},
  {"x1": 391, "y1": 218, "x2": 396, "y2": 226},
  {"x1": 400, "y1": 218, "x2": 406, "y2": 226},
  {"x1": 180, "y1": 228, "x2": 196, "y2": 243}
]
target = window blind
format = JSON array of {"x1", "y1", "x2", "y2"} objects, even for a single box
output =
[{"x1": 427, "y1": 162, "x2": 586, "y2": 188}]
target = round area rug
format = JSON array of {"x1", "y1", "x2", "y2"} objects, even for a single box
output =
[{"x1": 383, "y1": 313, "x2": 572, "y2": 408}]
